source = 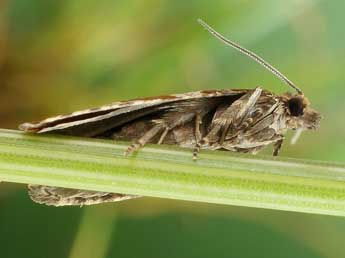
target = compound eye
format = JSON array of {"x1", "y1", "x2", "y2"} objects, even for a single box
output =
[{"x1": 288, "y1": 97, "x2": 304, "y2": 116}]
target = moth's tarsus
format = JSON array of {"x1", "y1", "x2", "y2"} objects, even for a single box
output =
[
  {"x1": 124, "y1": 143, "x2": 140, "y2": 156},
  {"x1": 193, "y1": 141, "x2": 202, "y2": 160},
  {"x1": 19, "y1": 21, "x2": 321, "y2": 206},
  {"x1": 273, "y1": 139, "x2": 284, "y2": 156}
]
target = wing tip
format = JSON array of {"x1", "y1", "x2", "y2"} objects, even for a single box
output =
[
  {"x1": 18, "y1": 122, "x2": 40, "y2": 132},
  {"x1": 28, "y1": 185, "x2": 61, "y2": 206}
]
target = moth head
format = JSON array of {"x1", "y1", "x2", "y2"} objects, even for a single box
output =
[
  {"x1": 198, "y1": 19, "x2": 322, "y2": 130},
  {"x1": 282, "y1": 93, "x2": 321, "y2": 130}
]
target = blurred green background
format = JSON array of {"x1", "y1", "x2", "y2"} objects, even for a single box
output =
[{"x1": 1, "y1": 0, "x2": 345, "y2": 258}]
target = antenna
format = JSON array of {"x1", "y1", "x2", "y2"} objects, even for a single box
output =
[{"x1": 197, "y1": 19, "x2": 303, "y2": 95}]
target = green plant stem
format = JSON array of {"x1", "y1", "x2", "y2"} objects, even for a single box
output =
[{"x1": 0, "y1": 129, "x2": 344, "y2": 216}]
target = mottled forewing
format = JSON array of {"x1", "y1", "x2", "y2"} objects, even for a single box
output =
[{"x1": 19, "y1": 89, "x2": 248, "y2": 137}]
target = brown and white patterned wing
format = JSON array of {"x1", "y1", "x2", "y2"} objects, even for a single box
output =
[
  {"x1": 28, "y1": 185, "x2": 140, "y2": 206},
  {"x1": 19, "y1": 89, "x2": 247, "y2": 137}
]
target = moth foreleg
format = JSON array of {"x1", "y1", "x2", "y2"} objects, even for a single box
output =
[
  {"x1": 235, "y1": 87, "x2": 262, "y2": 122},
  {"x1": 273, "y1": 138, "x2": 284, "y2": 156},
  {"x1": 205, "y1": 88, "x2": 262, "y2": 145},
  {"x1": 221, "y1": 87, "x2": 262, "y2": 141}
]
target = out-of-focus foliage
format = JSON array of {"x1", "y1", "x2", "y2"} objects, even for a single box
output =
[{"x1": 0, "y1": 1, "x2": 344, "y2": 258}]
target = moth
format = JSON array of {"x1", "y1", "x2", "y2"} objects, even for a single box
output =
[{"x1": 19, "y1": 19, "x2": 321, "y2": 206}]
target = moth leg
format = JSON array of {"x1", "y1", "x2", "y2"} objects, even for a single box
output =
[
  {"x1": 195, "y1": 113, "x2": 202, "y2": 141},
  {"x1": 221, "y1": 87, "x2": 262, "y2": 143},
  {"x1": 157, "y1": 127, "x2": 169, "y2": 144},
  {"x1": 273, "y1": 138, "x2": 284, "y2": 156},
  {"x1": 158, "y1": 112, "x2": 200, "y2": 147},
  {"x1": 124, "y1": 124, "x2": 164, "y2": 156},
  {"x1": 158, "y1": 113, "x2": 197, "y2": 145},
  {"x1": 205, "y1": 88, "x2": 262, "y2": 146},
  {"x1": 193, "y1": 113, "x2": 203, "y2": 160}
]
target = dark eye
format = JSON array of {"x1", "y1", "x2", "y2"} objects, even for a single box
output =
[{"x1": 288, "y1": 97, "x2": 304, "y2": 116}]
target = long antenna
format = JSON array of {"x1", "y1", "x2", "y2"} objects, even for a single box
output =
[{"x1": 197, "y1": 19, "x2": 303, "y2": 95}]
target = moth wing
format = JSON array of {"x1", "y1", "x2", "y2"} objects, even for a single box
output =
[
  {"x1": 28, "y1": 185, "x2": 140, "y2": 206},
  {"x1": 19, "y1": 89, "x2": 248, "y2": 137}
]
